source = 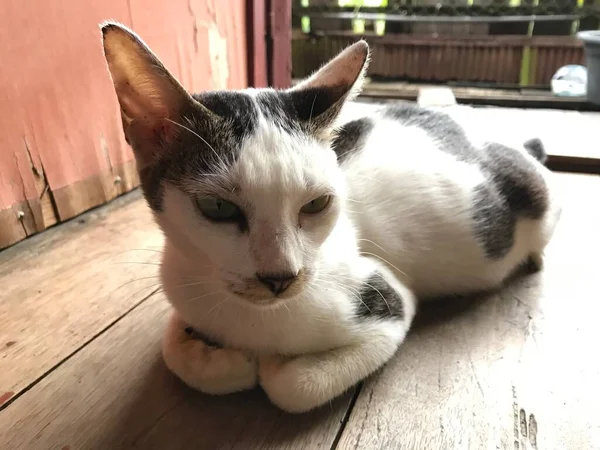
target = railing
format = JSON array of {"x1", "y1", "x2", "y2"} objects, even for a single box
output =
[{"x1": 292, "y1": 0, "x2": 600, "y2": 88}]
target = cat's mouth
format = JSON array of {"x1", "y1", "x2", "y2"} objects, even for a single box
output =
[{"x1": 227, "y1": 270, "x2": 308, "y2": 305}]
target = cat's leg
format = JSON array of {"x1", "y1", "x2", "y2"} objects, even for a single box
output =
[
  {"x1": 259, "y1": 319, "x2": 410, "y2": 413},
  {"x1": 259, "y1": 276, "x2": 416, "y2": 413},
  {"x1": 162, "y1": 310, "x2": 258, "y2": 394}
]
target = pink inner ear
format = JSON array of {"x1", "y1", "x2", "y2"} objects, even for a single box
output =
[
  {"x1": 296, "y1": 41, "x2": 368, "y2": 93},
  {"x1": 118, "y1": 81, "x2": 169, "y2": 121},
  {"x1": 127, "y1": 117, "x2": 179, "y2": 166}
]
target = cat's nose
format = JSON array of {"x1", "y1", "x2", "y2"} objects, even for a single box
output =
[{"x1": 256, "y1": 273, "x2": 297, "y2": 295}]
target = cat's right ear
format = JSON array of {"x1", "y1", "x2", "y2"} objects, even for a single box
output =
[
  {"x1": 101, "y1": 21, "x2": 201, "y2": 167},
  {"x1": 287, "y1": 40, "x2": 370, "y2": 138}
]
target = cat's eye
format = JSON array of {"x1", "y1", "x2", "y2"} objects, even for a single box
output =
[
  {"x1": 300, "y1": 195, "x2": 331, "y2": 214},
  {"x1": 196, "y1": 197, "x2": 242, "y2": 222}
]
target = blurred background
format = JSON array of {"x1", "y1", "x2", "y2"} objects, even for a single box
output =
[
  {"x1": 1, "y1": 0, "x2": 598, "y2": 250},
  {"x1": 293, "y1": 0, "x2": 598, "y2": 92}
]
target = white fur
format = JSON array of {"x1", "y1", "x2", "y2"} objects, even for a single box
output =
[
  {"x1": 158, "y1": 103, "x2": 561, "y2": 413},
  {"x1": 341, "y1": 114, "x2": 562, "y2": 298},
  {"x1": 157, "y1": 102, "x2": 419, "y2": 412},
  {"x1": 101, "y1": 25, "x2": 560, "y2": 413}
]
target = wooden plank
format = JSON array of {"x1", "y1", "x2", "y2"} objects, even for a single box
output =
[
  {"x1": 0, "y1": 293, "x2": 353, "y2": 450},
  {"x1": 336, "y1": 173, "x2": 600, "y2": 450},
  {"x1": 358, "y1": 81, "x2": 599, "y2": 111},
  {"x1": 51, "y1": 160, "x2": 140, "y2": 221},
  {"x1": 0, "y1": 190, "x2": 164, "y2": 407}
]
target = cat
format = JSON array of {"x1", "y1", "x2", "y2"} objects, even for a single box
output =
[{"x1": 101, "y1": 22, "x2": 561, "y2": 413}]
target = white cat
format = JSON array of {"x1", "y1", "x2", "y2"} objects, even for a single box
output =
[{"x1": 101, "y1": 22, "x2": 561, "y2": 413}]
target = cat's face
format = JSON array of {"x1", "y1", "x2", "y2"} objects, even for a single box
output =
[
  {"x1": 155, "y1": 91, "x2": 347, "y2": 303},
  {"x1": 101, "y1": 22, "x2": 369, "y2": 305}
]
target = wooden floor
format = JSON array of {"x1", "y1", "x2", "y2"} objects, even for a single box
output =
[{"x1": 2, "y1": 151, "x2": 600, "y2": 447}]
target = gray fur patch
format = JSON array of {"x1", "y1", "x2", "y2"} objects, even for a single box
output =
[
  {"x1": 382, "y1": 104, "x2": 474, "y2": 162},
  {"x1": 140, "y1": 91, "x2": 259, "y2": 211},
  {"x1": 523, "y1": 137, "x2": 547, "y2": 164},
  {"x1": 332, "y1": 118, "x2": 374, "y2": 163},
  {"x1": 481, "y1": 142, "x2": 548, "y2": 220},
  {"x1": 256, "y1": 86, "x2": 353, "y2": 135},
  {"x1": 380, "y1": 104, "x2": 549, "y2": 260},
  {"x1": 471, "y1": 184, "x2": 516, "y2": 259},
  {"x1": 355, "y1": 271, "x2": 404, "y2": 320}
]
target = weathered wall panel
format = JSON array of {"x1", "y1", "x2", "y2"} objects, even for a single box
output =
[{"x1": 0, "y1": 0, "x2": 247, "y2": 249}]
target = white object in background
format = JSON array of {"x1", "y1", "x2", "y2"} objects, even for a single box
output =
[
  {"x1": 417, "y1": 87, "x2": 457, "y2": 107},
  {"x1": 551, "y1": 65, "x2": 587, "y2": 97}
]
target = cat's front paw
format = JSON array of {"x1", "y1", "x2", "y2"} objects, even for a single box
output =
[
  {"x1": 258, "y1": 354, "x2": 332, "y2": 414},
  {"x1": 162, "y1": 315, "x2": 258, "y2": 395},
  {"x1": 164, "y1": 340, "x2": 258, "y2": 395}
]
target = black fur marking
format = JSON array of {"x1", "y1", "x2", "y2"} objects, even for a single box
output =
[
  {"x1": 355, "y1": 272, "x2": 404, "y2": 319},
  {"x1": 482, "y1": 142, "x2": 548, "y2": 220},
  {"x1": 140, "y1": 91, "x2": 259, "y2": 211},
  {"x1": 256, "y1": 86, "x2": 351, "y2": 134},
  {"x1": 383, "y1": 104, "x2": 475, "y2": 162},
  {"x1": 380, "y1": 104, "x2": 550, "y2": 260},
  {"x1": 287, "y1": 85, "x2": 349, "y2": 123},
  {"x1": 523, "y1": 137, "x2": 547, "y2": 164},
  {"x1": 332, "y1": 118, "x2": 374, "y2": 163},
  {"x1": 472, "y1": 184, "x2": 516, "y2": 259},
  {"x1": 255, "y1": 90, "x2": 301, "y2": 132}
]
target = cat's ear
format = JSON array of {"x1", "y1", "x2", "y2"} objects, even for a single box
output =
[
  {"x1": 101, "y1": 21, "x2": 202, "y2": 167},
  {"x1": 287, "y1": 40, "x2": 370, "y2": 137}
]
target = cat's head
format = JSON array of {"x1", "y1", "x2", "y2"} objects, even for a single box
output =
[{"x1": 101, "y1": 21, "x2": 369, "y2": 305}]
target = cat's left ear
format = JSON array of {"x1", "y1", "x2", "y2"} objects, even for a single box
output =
[
  {"x1": 287, "y1": 40, "x2": 370, "y2": 138},
  {"x1": 100, "y1": 21, "x2": 207, "y2": 168}
]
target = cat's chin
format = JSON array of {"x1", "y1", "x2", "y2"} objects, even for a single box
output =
[{"x1": 227, "y1": 287, "x2": 301, "y2": 308}]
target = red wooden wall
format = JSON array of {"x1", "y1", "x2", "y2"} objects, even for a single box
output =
[{"x1": 0, "y1": 0, "x2": 248, "y2": 249}]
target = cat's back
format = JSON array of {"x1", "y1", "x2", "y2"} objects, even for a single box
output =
[{"x1": 334, "y1": 103, "x2": 560, "y2": 298}]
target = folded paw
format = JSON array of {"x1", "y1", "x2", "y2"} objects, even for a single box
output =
[
  {"x1": 162, "y1": 313, "x2": 258, "y2": 395},
  {"x1": 258, "y1": 354, "x2": 335, "y2": 413}
]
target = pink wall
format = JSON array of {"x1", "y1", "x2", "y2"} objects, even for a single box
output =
[{"x1": 0, "y1": 0, "x2": 247, "y2": 248}]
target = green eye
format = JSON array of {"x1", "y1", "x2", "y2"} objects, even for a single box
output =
[
  {"x1": 300, "y1": 195, "x2": 331, "y2": 214},
  {"x1": 196, "y1": 197, "x2": 242, "y2": 221}
]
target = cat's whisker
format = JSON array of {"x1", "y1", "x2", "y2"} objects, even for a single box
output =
[
  {"x1": 174, "y1": 279, "x2": 216, "y2": 289},
  {"x1": 108, "y1": 276, "x2": 163, "y2": 299},
  {"x1": 115, "y1": 261, "x2": 162, "y2": 266},
  {"x1": 308, "y1": 93, "x2": 318, "y2": 126},
  {"x1": 184, "y1": 290, "x2": 224, "y2": 303},
  {"x1": 359, "y1": 251, "x2": 412, "y2": 280},
  {"x1": 346, "y1": 198, "x2": 365, "y2": 204},
  {"x1": 114, "y1": 248, "x2": 164, "y2": 257},
  {"x1": 205, "y1": 296, "x2": 229, "y2": 317},
  {"x1": 110, "y1": 284, "x2": 163, "y2": 306},
  {"x1": 357, "y1": 238, "x2": 391, "y2": 255},
  {"x1": 315, "y1": 278, "x2": 372, "y2": 313},
  {"x1": 165, "y1": 118, "x2": 227, "y2": 170},
  {"x1": 363, "y1": 281, "x2": 392, "y2": 316}
]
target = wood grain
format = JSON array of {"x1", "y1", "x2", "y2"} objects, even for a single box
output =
[
  {"x1": 0, "y1": 293, "x2": 353, "y2": 450},
  {"x1": 0, "y1": 190, "x2": 164, "y2": 406},
  {"x1": 337, "y1": 173, "x2": 600, "y2": 450}
]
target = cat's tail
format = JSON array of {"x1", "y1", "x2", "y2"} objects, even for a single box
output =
[{"x1": 523, "y1": 137, "x2": 547, "y2": 164}]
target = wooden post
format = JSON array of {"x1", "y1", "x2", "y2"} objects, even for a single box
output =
[
  {"x1": 246, "y1": 0, "x2": 268, "y2": 87},
  {"x1": 267, "y1": 0, "x2": 292, "y2": 88}
]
